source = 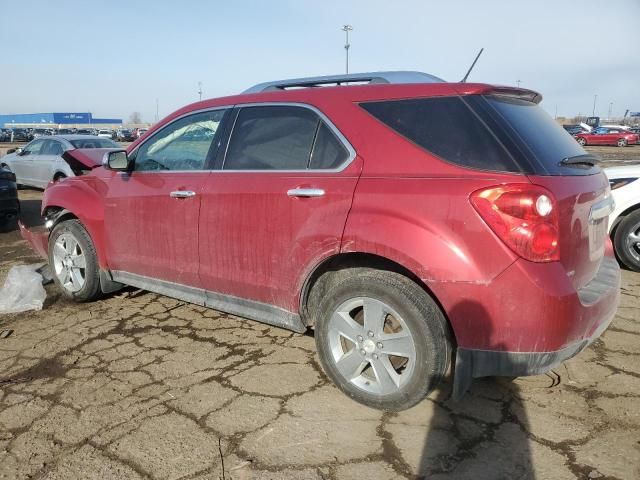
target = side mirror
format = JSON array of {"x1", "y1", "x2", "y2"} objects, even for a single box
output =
[
  {"x1": 6, "y1": 148, "x2": 16, "y2": 154},
  {"x1": 104, "y1": 150, "x2": 130, "y2": 171}
]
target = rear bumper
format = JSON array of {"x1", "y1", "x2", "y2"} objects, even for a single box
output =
[
  {"x1": 448, "y1": 252, "x2": 620, "y2": 399},
  {"x1": 18, "y1": 220, "x2": 49, "y2": 259}
]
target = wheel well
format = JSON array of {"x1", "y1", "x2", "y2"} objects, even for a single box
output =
[
  {"x1": 300, "y1": 252, "x2": 454, "y2": 340},
  {"x1": 53, "y1": 172, "x2": 67, "y2": 180},
  {"x1": 43, "y1": 207, "x2": 77, "y2": 228},
  {"x1": 611, "y1": 203, "x2": 640, "y2": 236}
]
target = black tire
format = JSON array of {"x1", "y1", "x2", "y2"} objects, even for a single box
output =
[
  {"x1": 48, "y1": 219, "x2": 102, "y2": 301},
  {"x1": 614, "y1": 209, "x2": 640, "y2": 272},
  {"x1": 617, "y1": 138, "x2": 628, "y2": 147},
  {"x1": 314, "y1": 269, "x2": 451, "y2": 411}
]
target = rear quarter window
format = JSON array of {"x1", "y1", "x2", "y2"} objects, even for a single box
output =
[{"x1": 360, "y1": 96, "x2": 521, "y2": 173}]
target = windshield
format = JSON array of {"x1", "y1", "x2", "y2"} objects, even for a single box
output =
[{"x1": 70, "y1": 138, "x2": 119, "y2": 149}]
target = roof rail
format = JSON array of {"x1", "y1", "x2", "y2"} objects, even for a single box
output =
[{"x1": 243, "y1": 71, "x2": 445, "y2": 94}]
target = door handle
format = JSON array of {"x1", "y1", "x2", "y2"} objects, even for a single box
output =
[
  {"x1": 287, "y1": 188, "x2": 325, "y2": 198},
  {"x1": 170, "y1": 190, "x2": 196, "y2": 198}
]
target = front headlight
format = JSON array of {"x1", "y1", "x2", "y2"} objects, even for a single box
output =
[{"x1": 609, "y1": 177, "x2": 639, "y2": 190}]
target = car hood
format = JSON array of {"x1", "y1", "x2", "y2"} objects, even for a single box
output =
[
  {"x1": 61, "y1": 148, "x2": 117, "y2": 175},
  {"x1": 604, "y1": 165, "x2": 640, "y2": 179}
]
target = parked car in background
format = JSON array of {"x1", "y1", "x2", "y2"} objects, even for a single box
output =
[
  {"x1": 0, "y1": 135, "x2": 119, "y2": 189},
  {"x1": 119, "y1": 129, "x2": 135, "y2": 141},
  {"x1": 55, "y1": 128, "x2": 74, "y2": 135},
  {"x1": 575, "y1": 127, "x2": 639, "y2": 147},
  {"x1": 606, "y1": 165, "x2": 640, "y2": 272},
  {"x1": 10, "y1": 129, "x2": 31, "y2": 142},
  {"x1": 563, "y1": 124, "x2": 590, "y2": 135},
  {"x1": 32, "y1": 128, "x2": 52, "y2": 138},
  {"x1": 0, "y1": 165, "x2": 19, "y2": 227},
  {"x1": 131, "y1": 127, "x2": 149, "y2": 139},
  {"x1": 18, "y1": 71, "x2": 620, "y2": 410},
  {"x1": 0, "y1": 129, "x2": 11, "y2": 142},
  {"x1": 629, "y1": 127, "x2": 640, "y2": 135},
  {"x1": 97, "y1": 129, "x2": 113, "y2": 138},
  {"x1": 76, "y1": 128, "x2": 98, "y2": 136}
]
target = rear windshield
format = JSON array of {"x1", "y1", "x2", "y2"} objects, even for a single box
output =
[
  {"x1": 70, "y1": 138, "x2": 119, "y2": 149},
  {"x1": 361, "y1": 95, "x2": 598, "y2": 176}
]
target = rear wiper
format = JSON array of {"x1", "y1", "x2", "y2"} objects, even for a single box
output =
[{"x1": 559, "y1": 154, "x2": 600, "y2": 168}]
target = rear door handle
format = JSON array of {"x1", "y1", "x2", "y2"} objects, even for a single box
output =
[
  {"x1": 287, "y1": 188, "x2": 325, "y2": 198},
  {"x1": 170, "y1": 190, "x2": 196, "y2": 198}
]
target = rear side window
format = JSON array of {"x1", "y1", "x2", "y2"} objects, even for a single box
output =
[
  {"x1": 309, "y1": 122, "x2": 350, "y2": 169},
  {"x1": 361, "y1": 97, "x2": 520, "y2": 172},
  {"x1": 224, "y1": 106, "x2": 318, "y2": 170}
]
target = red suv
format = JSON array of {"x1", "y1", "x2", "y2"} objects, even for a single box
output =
[{"x1": 20, "y1": 72, "x2": 620, "y2": 411}]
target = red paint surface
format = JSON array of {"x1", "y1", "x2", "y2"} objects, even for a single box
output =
[{"x1": 20, "y1": 81, "x2": 619, "y2": 354}]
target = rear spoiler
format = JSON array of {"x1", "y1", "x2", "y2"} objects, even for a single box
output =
[
  {"x1": 454, "y1": 84, "x2": 543, "y2": 104},
  {"x1": 62, "y1": 148, "x2": 118, "y2": 175}
]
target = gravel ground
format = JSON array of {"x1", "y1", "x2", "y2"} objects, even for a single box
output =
[{"x1": 0, "y1": 148, "x2": 639, "y2": 479}]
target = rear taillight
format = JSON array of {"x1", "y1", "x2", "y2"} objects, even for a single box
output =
[{"x1": 470, "y1": 184, "x2": 560, "y2": 262}]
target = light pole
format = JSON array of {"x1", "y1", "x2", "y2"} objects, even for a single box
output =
[
  {"x1": 155, "y1": 99, "x2": 159, "y2": 123},
  {"x1": 608, "y1": 102, "x2": 613, "y2": 120},
  {"x1": 342, "y1": 25, "x2": 353, "y2": 74},
  {"x1": 516, "y1": 79, "x2": 521, "y2": 88},
  {"x1": 198, "y1": 82, "x2": 203, "y2": 101},
  {"x1": 592, "y1": 94, "x2": 597, "y2": 116}
]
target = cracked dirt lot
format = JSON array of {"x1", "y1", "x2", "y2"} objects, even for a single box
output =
[{"x1": 0, "y1": 189, "x2": 639, "y2": 480}]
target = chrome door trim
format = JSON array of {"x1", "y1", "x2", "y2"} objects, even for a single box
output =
[{"x1": 110, "y1": 271, "x2": 307, "y2": 333}]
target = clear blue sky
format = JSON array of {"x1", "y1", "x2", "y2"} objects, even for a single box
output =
[{"x1": 1, "y1": 0, "x2": 638, "y2": 122}]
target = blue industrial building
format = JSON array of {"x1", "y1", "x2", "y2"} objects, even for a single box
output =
[{"x1": 0, "y1": 112, "x2": 122, "y2": 128}]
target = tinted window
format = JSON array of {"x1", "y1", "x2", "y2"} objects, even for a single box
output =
[
  {"x1": 309, "y1": 122, "x2": 350, "y2": 169},
  {"x1": 478, "y1": 95, "x2": 592, "y2": 175},
  {"x1": 70, "y1": 138, "x2": 119, "y2": 149},
  {"x1": 134, "y1": 109, "x2": 225, "y2": 171},
  {"x1": 224, "y1": 106, "x2": 318, "y2": 170},
  {"x1": 361, "y1": 97, "x2": 519, "y2": 172}
]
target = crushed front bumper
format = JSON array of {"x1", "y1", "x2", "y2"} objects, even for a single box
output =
[{"x1": 18, "y1": 220, "x2": 49, "y2": 259}]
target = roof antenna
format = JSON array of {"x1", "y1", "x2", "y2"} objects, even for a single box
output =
[{"x1": 460, "y1": 48, "x2": 484, "y2": 83}]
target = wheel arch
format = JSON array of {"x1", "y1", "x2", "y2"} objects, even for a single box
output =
[
  {"x1": 299, "y1": 251, "x2": 458, "y2": 345},
  {"x1": 42, "y1": 182, "x2": 108, "y2": 268},
  {"x1": 610, "y1": 201, "x2": 640, "y2": 235}
]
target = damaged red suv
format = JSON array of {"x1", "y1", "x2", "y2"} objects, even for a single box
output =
[{"x1": 20, "y1": 71, "x2": 620, "y2": 410}]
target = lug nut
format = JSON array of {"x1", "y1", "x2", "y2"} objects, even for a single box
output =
[
  {"x1": 357, "y1": 335, "x2": 363, "y2": 342},
  {"x1": 368, "y1": 331, "x2": 374, "y2": 337},
  {"x1": 360, "y1": 349, "x2": 366, "y2": 355},
  {"x1": 377, "y1": 342, "x2": 383, "y2": 349},
  {"x1": 373, "y1": 353, "x2": 379, "y2": 360}
]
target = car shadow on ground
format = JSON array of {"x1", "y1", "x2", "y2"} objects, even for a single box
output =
[{"x1": 416, "y1": 300, "x2": 534, "y2": 479}]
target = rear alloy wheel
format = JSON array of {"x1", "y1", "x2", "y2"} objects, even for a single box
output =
[
  {"x1": 315, "y1": 269, "x2": 451, "y2": 411},
  {"x1": 617, "y1": 138, "x2": 628, "y2": 147},
  {"x1": 577, "y1": 137, "x2": 587, "y2": 146},
  {"x1": 614, "y1": 209, "x2": 640, "y2": 272},
  {"x1": 48, "y1": 219, "x2": 101, "y2": 301}
]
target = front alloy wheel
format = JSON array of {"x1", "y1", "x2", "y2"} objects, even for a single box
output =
[
  {"x1": 617, "y1": 138, "x2": 628, "y2": 147},
  {"x1": 52, "y1": 233, "x2": 86, "y2": 292},
  {"x1": 48, "y1": 219, "x2": 101, "y2": 301}
]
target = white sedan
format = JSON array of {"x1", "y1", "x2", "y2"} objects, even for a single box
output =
[
  {"x1": 0, "y1": 135, "x2": 119, "y2": 189},
  {"x1": 606, "y1": 164, "x2": 640, "y2": 271}
]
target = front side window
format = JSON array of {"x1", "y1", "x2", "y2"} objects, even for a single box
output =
[
  {"x1": 134, "y1": 109, "x2": 226, "y2": 171},
  {"x1": 23, "y1": 139, "x2": 45, "y2": 155},
  {"x1": 224, "y1": 106, "x2": 319, "y2": 170}
]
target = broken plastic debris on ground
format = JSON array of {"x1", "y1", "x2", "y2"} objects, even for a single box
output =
[{"x1": 0, "y1": 264, "x2": 47, "y2": 314}]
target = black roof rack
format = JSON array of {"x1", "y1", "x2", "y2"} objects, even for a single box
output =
[{"x1": 243, "y1": 71, "x2": 445, "y2": 93}]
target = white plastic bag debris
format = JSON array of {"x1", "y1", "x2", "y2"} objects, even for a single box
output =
[{"x1": 0, "y1": 265, "x2": 47, "y2": 314}]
